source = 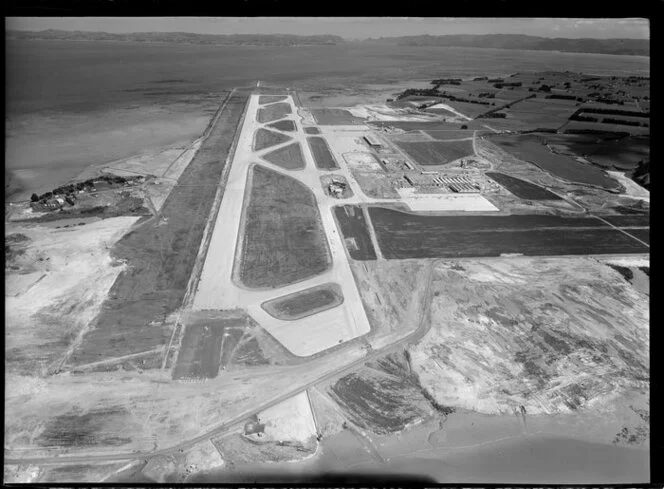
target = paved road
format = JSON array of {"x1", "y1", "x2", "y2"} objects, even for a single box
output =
[{"x1": 5, "y1": 265, "x2": 434, "y2": 466}]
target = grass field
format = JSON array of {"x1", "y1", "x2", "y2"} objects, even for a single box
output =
[
  {"x1": 257, "y1": 103, "x2": 292, "y2": 123},
  {"x1": 370, "y1": 121, "x2": 463, "y2": 131},
  {"x1": 369, "y1": 207, "x2": 648, "y2": 259},
  {"x1": 68, "y1": 91, "x2": 249, "y2": 367},
  {"x1": 396, "y1": 140, "x2": 475, "y2": 166},
  {"x1": 310, "y1": 108, "x2": 364, "y2": 125},
  {"x1": 333, "y1": 205, "x2": 377, "y2": 260},
  {"x1": 304, "y1": 127, "x2": 321, "y2": 134},
  {"x1": 266, "y1": 119, "x2": 297, "y2": 132},
  {"x1": 259, "y1": 95, "x2": 287, "y2": 105},
  {"x1": 501, "y1": 98, "x2": 579, "y2": 130},
  {"x1": 307, "y1": 136, "x2": 339, "y2": 170},
  {"x1": 488, "y1": 134, "x2": 621, "y2": 190},
  {"x1": 262, "y1": 142, "x2": 306, "y2": 170},
  {"x1": 254, "y1": 128, "x2": 292, "y2": 151},
  {"x1": 486, "y1": 172, "x2": 563, "y2": 200},
  {"x1": 423, "y1": 130, "x2": 474, "y2": 140},
  {"x1": 238, "y1": 165, "x2": 331, "y2": 288},
  {"x1": 261, "y1": 283, "x2": 343, "y2": 320}
]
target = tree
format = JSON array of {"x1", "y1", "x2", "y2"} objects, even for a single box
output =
[
  {"x1": 30, "y1": 193, "x2": 39, "y2": 202},
  {"x1": 461, "y1": 124, "x2": 468, "y2": 129}
]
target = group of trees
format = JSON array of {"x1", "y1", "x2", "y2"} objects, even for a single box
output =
[
  {"x1": 581, "y1": 107, "x2": 649, "y2": 118},
  {"x1": 30, "y1": 175, "x2": 135, "y2": 204}
]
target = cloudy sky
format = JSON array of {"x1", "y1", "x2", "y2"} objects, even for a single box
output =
[{"x1": 6, "y1": 17, "x2": 649, "y2": 40}]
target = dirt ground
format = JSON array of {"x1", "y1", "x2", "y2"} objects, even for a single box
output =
[
  {"x1": 348, "y1": 259, "x2": 431, "y2": 350},
  {"x1": 410, "y1": 257, "x2": 649, "y2": 417},
  {"x1": 326, "y1": 352, "x2": 437, "y2": 434},
  {"x1": 5, "y1": 216, "x2": 140, "y2": 376},
  {"x1": 210, "y1": 392, "x2": 318, "y2": 467}
]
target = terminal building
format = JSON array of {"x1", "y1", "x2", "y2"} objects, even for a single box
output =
[{"x1": 403, "y1": 174, "x2": 481, "y2": 193}]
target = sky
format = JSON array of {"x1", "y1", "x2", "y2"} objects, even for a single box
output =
[{"x1": 6, "y1": 17, "x2": 649, "y2": 40}]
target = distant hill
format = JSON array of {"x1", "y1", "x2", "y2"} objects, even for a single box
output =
[
  {"x1": 363, "y1": 34, "x2": 649, "y2": 56},
  {"x1": 6, "y1": 29, "x2": 344, "y2": 46}
]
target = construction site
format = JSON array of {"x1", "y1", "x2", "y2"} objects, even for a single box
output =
[{"x1": 5, "y1": 72, "x2": 649, "y2": 484}]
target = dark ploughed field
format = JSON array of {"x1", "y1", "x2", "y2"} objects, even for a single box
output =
[
  {"x1": 368, "y1": 207, "x2": 649, "y2": 259},
  {"x1": 622, "y1": 228, "x2": 649, "y2": 245},
  {"x1": 486, "y1": 172, "x2": 563, "y2": 200},
  {"x1": 599, "y1": 214, "x2": 650, "y2": 228},
  {"x1": 307, "y1": 136, "x2": 339, "y2": 170},
  {"x1": 333, "y1": 205, "x2": 377, "y2": 260}
]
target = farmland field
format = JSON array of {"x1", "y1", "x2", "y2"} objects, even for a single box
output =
[
  {"x1": 600, "y1": 215, "x2": 650, "y2": 228},
  {"x1": 238, "y1": 165, "x2": 331, "y2": 288},
  {"x1": 259, "y1": 95, "x2": 287, "y2": 105},
  {"x1": 546, "y1": 135, "x2": 649, "y2": 171},
  {"x1": 623, "y1": 228, "x2": 649, "y2": 245},
  {"x1": 423, "y1": 130, "x2": 474, "y2": 140},
  {"x1": 396, "y1": 140, "x2": 475, "y2": 166},
  {"x1": 304, "y1": 127, "x2": 321, "y2": 134},
  {"x1": 333, "y1": 205, "x2": 377, "y2": 260},
  {"x1": 262, "y1": 142, "x2": 306, "y2": 170},
  {"x1": 368, "y1": 207, "x2": 649, "y2": 259},
  {"x1": 487, "y1": 134, "x2": 621, "y2": 190},
  {"x1": 561, "y1": 120, "x2": 650, "y2": 137},
  {"x1": 501, "y1": 98, "x2": 579, "y2": 129},
  {"x1": 257, "y1": 102, "x2": 292, "y2": 123},
  {"x1": 307, "y1": 136, "x2": 339, "y2": 170},
  {"x1": 310, "y1": 108, "x2": 364, "y2": 125},
  {"x1": 254, "y1": 128, "x2": 292, "y2": 151},
  {"x1": 261, "y1": 283, "x2": 343, "y2": 320},
  {"x1": 67, "y1": 91, "x2": 249, "y2": 366},
  {"x1": 486, "y1": 172, "x2": 563, "y2": 200},
  {"x1": 266, "y1": 119, "x2": 297, "y2": 132}
]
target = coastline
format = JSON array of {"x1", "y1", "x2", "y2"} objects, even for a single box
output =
[{"x1": 5, "y1": 102, "x2": 216, "y2": 202}]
